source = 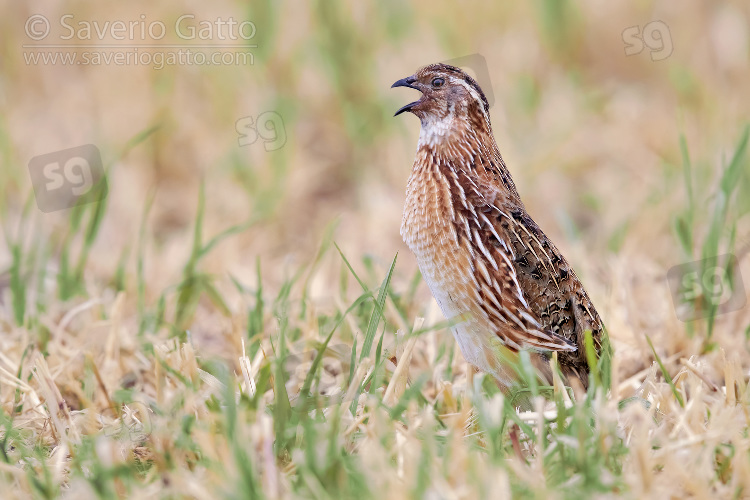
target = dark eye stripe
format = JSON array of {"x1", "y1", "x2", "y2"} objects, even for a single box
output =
[
  {"x1": 423, "y1": 63, "x2": 490, "y2": 112},
  {"x1": 463, "y1": 75, "x2": 489, "y2": 113}
]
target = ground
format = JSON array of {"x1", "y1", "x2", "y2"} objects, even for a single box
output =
[{"x1": 1, "y1": 1, "x2": 750, "y2": 498}]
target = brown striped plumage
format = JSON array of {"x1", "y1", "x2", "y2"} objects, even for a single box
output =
[{"x1": 393, "y1": 63, "x2": 603, "y2": 392}]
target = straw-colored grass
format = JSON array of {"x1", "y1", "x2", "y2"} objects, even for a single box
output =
[{"x1": 1, "y1": 1, "x2": 750, "y2": 498}]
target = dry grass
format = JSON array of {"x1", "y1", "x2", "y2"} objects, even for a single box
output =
[{"x1": 1, "y1": 1, "x2": 750, "y2": 498}]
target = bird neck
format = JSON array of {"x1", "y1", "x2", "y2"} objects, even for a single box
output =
[
  {"x1": 416, "y1": 111, "x2": 497, "y2": 163},
  {"x1": 413, "y1": 112, "x2": 523, "y2": 206},
  {"x1": 417, "y1": 101, "x2": 494, "y2": 148}
]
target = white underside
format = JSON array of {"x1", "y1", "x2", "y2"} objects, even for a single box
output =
[{"x1": 414, "y1": 255, "x2": 516, "y2": 389}]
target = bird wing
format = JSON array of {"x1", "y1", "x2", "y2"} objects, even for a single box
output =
[
  {"x1": 448, "y1": 168, "x2": 578, "y2": 352},
  {"x1": 495, "y1": 201, "x2": 604, "y2": 354}
]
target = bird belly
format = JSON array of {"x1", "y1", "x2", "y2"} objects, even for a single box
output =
[
  {"x1": 419, "y1": 255, "x2": 516, "y2": 388},
  {"x1": 401, "y1": 210, "x2": 504, "y2": 381}
]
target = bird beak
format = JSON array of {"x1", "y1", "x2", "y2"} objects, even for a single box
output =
[
  {"x1": 392, "y1": 75, "x2": 420, "y2": 116},
  {"x1": 391, "y1": 76, "x2": 418, "y2": 90}
]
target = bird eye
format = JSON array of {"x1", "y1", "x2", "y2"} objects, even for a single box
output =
[{"x1": 431, "y1": 78, "x2": 445, "y2": 88}]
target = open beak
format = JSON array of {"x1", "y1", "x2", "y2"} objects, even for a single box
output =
[{"x1": 392, "y1": 76, "x2": 421, "y2": 116}]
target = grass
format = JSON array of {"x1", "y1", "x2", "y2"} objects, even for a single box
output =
[
  {"x1": 0, "y1": 129, "x2": 748, "y2": 497},
  {"x1": 2, "y1": 2, "x2": 750, "y2": 498}
]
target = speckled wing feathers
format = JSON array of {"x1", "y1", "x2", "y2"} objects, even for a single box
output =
[
  {"x1": 449, "y1": 152, "x2": 604, "y2": 380},
  {"x1": 446, "y1": 164, "x2": 581, "y2": 352}
]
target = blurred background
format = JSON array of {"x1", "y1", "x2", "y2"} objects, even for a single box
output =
[
  {"x1": 2, "y1": 1, "x2": 750, "y2": 497},
  {"x1": 1, "y1": 0, "x2": 749, "y2": 404}
]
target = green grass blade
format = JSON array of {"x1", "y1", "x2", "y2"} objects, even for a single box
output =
[
  {"x1": 296, "y1": 292, "x2": 374, "y2": 408},
  {"x1": 646, "y1": 335, "x2": 684, "y2": 407},
  {"x1": 359, "y1": 253, "x2": 397, "y2": 361},
  {"x1": 334, "y1": 242, "x2": 368, "y2": 292},
  {"x1": 137, "y1": 189, "x2": 156, "y2": 336},
  {"x1": 677, "y1": 133, "x2": 694, "y2": 258}
]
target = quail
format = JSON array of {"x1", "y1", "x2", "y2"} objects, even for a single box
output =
[{"x1": 393, "y1": 63, "x2": 604, "y2": 393}]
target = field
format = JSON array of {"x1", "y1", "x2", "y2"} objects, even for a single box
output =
[{"x1": 2, "y1": 1, "x2": 750, "y2": 498}]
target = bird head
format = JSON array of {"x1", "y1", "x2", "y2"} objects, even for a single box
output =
[{"x1": 392, "y1": 63, "x2": 490, "y2": 130}]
